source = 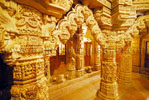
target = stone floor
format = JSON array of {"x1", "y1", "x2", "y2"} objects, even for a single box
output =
[
  {"x1": 118, "y1": 73, "x2": 149, "y2": 100},
  {"x1": 49, "y1": 71, "x2": 100, "y2": 100},
  {"x1": 49, "y1": 72, "x2": 149, "y2": 100},
  {"x1": 94, "y1": 73, "x2": 149, "y2": 100}
]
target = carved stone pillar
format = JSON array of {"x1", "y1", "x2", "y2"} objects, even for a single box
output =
[
  {"x1": 118, "y1": 46, "x2": 132, "y2": 84},
  {"x1": 98, "y1": 42, "x2": 119, "y2": 100},
  {"x1": 76, "y1": 33, "x2": 85, "y2": 77},
  {"x1": 43, "y1": 39, "x2": 51, "y2": 82},
  {"x1": 9, "y1": 4, "x2": 49, "y2": 100},
  {"x1": 66, "y1": 38, "x2": 76, "y2": 79},
  {"x1": 44, "y1": 55, "x2": 51, "y2": 82},
  {"x1": 94, "y1": 42, "x2": 101, "y2": 71},
  {"x1": 84, "y1": 41, "x2": 92, "y2": 73}
]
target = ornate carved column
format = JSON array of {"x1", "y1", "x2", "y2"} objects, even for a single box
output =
[
  {"x1": 43, "y1": 39, "x2": 51, "y2": 83},
  {"x1": 75, "y1": 32, "x2": 85, "y2": 77},
  {"x1": 66, "y1": 38, "x2": 76, "y2": 79},
  {"x1": 95, "y1": 30, "x2": 119, "y2": 100},
  {"x1": 9, "y1": 4, "x2": 49, "y2": 100},
  {"x1": 84, "y1": 41, "x2": 92, "y2": 73},
  {"x1": 94, "y1": 42, "x2": 101, "y2": 71},
  {"x1": 42, "y1": 14, "x2": 57, "y2": 82},
  {"x1": 98, "y1": 39, "x2": 119, "y2": 100},
  {"x1": 118, "y1": 45, "x2": 132, "y2": 83},
  {"x1": 117, "y1": 33, "x2": 133, "y2": 84}
]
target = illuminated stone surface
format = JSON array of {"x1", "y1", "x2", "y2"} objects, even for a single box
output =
[{"x1": 0, "y1": 0, "x2": 149, "y2": 100}]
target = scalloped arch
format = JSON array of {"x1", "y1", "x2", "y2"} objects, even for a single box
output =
[{"x1": 52, "y1": 4, "x2": 106, "y2": 46}]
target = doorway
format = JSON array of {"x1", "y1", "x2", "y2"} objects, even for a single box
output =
[{"x1": 145, "y1": 41, "x2": 149, "y2": 68}]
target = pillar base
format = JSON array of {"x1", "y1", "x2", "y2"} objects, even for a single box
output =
[
  {"x1": 118, "y1": 72, "x2": 132, "y2": 84},
  {"x1": 67, "y1": 70, "x2": 76, "y2": 79},
  {"x1": 76, "y1": 69, "x2": 85, "y2": 77},
  {"x1": 85, "y1": 66, "x2": 92, "y2": 73},
  {"x1": 97, "y1": 81, "x2": 119, "y2": 100},
  {"x1": 94, "y1": 64, "x2": 101, "y2": 71},
  {"x1": 97, "y1": 92, "x2": 119, "y2": 100},
  {"x1": 57, "y1": 74, "x2": 66, "y2": 83},
  {"x1": 11, "y1": 77, "x2": 49, "y2": 100}
]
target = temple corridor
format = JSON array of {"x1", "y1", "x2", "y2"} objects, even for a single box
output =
[{"x1": 0, "y1": 0, "x2": 149, "y2": 100}]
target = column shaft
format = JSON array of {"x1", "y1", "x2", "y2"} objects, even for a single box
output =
[
  {"x1": 98, "y1": 47, "x2": 119, "y2": 100},
  {"x1": 118, "y1": 47, "x2": 132, "y2": 83},
  {"x1": 76, "y1": 33, "x2": 85, "y2": 77},
  {"x1": 94, "y1": 42, "x2": 101, "y2": 71},
  {"x1": 66, "y1": 39, "x2": 76, "y2": 79}
]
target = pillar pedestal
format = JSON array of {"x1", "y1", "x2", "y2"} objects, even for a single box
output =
[
  {"x1": 11, "y1": 77, "x2": 49, "y2": 100},
  {"x1": 10, "y1": 58, "x2": 49, "y2": 100},
  {"x1": 98, "y1": 81, "x2": 119, "y2": 100},
  {"x1": 57, "y1": 74, "x2": 66, "y2": 83},
  {"x1": 76, "y1": 69, "x2": 85, "y2": 77},
  {"x1": 94, "y1": 64, "x2": 101, "y2": 71},
  {"x1": 118, "y1": 72, "x2": 132, "y2": 84},
  {"x1": 67, "y1": 57, "x2": 76, "y2": 79},
  {"x1": 67, "y1": 70, "x2": 76, "y2": 79}
]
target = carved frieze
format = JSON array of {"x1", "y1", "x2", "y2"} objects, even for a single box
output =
[
  {"x1": 16, "y1": 5, "x2": 42, "y2": 36},
  {"x1": 111, "y1": 0, "x2": 137, "y2": 30},
  {"x1": 14, "y1": 0, "x2": 73, "y2": 18},
  {"x1": 87, "y1": 0, "x2": 111, "y2": 9},
  {"x1": 133, "y1": 0, "x2": 149, "y2": 12},
  {"x1": 112, "y1": 0, "x2": 132, "y2": 9}
]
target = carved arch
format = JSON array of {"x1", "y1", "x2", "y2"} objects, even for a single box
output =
[
  {"x1": 52, "y1": 4, "x2": 106, "y2": 47},
  {"x1": 125, "y1": 15, "x2": 148, "y2": 38},
  {"x1": 115, "y1": 15, "x2": 148, "y2": 48},
  {"x1": 52, "y1": 4, "x2": 148, "y2": 50}
]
